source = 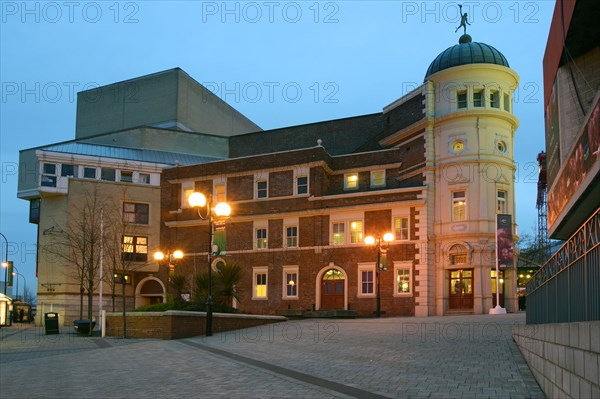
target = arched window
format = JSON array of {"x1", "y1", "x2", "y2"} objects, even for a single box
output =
[{"x1": 449, "y1": 244, "x2": 468, "y2": 265}]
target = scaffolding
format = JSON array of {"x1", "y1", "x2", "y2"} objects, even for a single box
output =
[{"x1": 536, "y1": 151, "x2": 550, "y2": 263}]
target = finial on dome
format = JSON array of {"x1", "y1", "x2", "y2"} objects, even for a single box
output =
[
  {"x1": 317, "y1": 139, "x2": 323, "y2": 147},
  {"x1": 459, "y1": 34, "x2": 472, "y2": 44},
  {"x1": 454, "y1": 4, "x2": 471, "y2": 37}
]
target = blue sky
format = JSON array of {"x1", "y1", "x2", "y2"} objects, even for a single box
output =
[{"x1": 1, "y1": 1, "x2": 555, "y2": 297}]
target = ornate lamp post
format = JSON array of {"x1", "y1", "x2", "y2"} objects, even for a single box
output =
[
  {"x1": 188, "y1": 191, "x2": 231, "y2": 337},
  {"x1": 364, "y1": 232, "x2": 394, "y2": 318},
  {"x1": 153, "y1": 250, "x2": 184, "y2": 274}
]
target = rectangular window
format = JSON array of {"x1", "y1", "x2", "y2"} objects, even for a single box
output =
[
  {"x1": 61, "y1": 164, "x2": 76, "y2": 177},
  {"x1": 503, "y1": 93, "x2": 510, "y2": 112},
  {"x1": 396, "y1": 269, "x2": 411, "y2": 294},
  {"x1": 490, "y1": 91, "x2": 500, "y2": 108},
  {"x1": 332, "y1": 222, "x2": 345, "y2": 245},
  {"x1": 452, "y1": 191, "x2": 466, "y2": 221},
  {"x1": 120, "y1": 171, "x2": 133, "y2": 183},
  {"x1": 473, "y1": 90, "x2": 483, "y2": 107},
  {"x1": 361, "y1": 270, "x2": 374, "y2": 295},
  {"x1": 394, "y1": 217, "x2": 409, "y2": 240},
  {"x1": 101, "y1": 168, "x2": 116, "y2": 181},
  {"x1": 349, "y1": 220, "x2": 363, "y2": 243},
  {"x1": 214, "y1": 183, "x2": 226, "y2": 202},
  {"x1": 123, "y1": 202, "x2": 149, "y2": 224},
  {"x1": 285, "y1": 272, "x2": 298, "y2": 297},
  {"x1": 41, "y1": 163, "x2": 57, "y2": 187},
  {"x1": 256, "y1": 180, "x2": 268, "y2": 199},
  {"x1": 29, "y1": 199, "x2": 41, "y2": 224},
  {"x1": 497, "y1": 191, "x2": 507, "y2": 214},
  {"x1": 138, "y1": 173, "x2": 151, "y2": 184},
  {"x1": 286, "y1": 226, "x2": 298, "y2": 248},
  {"x1": 344, "y1": 173, "x2": 359, "y2": 190},
  {"x1": 83, "y1": 167, "x2": 96, "y2": 179},
  {"x1": 122, "y1": 235, "x2": 148, "y2": 262},
  {"x1": 457, "y1": 91, "x2": 467, "y2": 109},
  {"x1": 253, "y1": 269, "x2": 268, "y2": 299},
  {"x1": 296, "y1": 176, "x2": 308, "y2": 195},
  {"x1": 371, "y1": 170, "x2": 385, "y2": 188},
  {"x1": 256, "y1": 228, "x2": 267, "y2": 249}
]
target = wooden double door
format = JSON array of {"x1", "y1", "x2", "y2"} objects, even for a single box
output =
[
  {"x1": 321, "y1": 269, "x2": 344, "y2": 309},
  {"x1": 449, "y1": 269, "x2": 474, "y2": 309}
]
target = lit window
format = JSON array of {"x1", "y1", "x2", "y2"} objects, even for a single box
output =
[
  {"x1": 41, "y1": 163, "x2": 57, "y2": 187},
  {"x1": 256, "y1": 228, "x2": 267, "y2": 249},
  {"x1": 61, "y1": 164, "x2": 76, "y2": 177},
  {"x1": 361, "y1": 270, "x2": 374, "y2": 295},
  {"x1": 286, "y1": 226, "x2": 298, "y2": 248},
  {"x1": 457, "y1": 91, "x2": 467, "y2": 109},
  {"x1": 83, "y1": 167, "x2": 96, "y2": 179},
  {"x1": 214, "y1": 184, "x2": 226, "y2": 202},
  {"x1": 473, "y1": 90, "x2": 483, "y2": 107},
  {"x1": 350, "y1": 220, "x2": 363, "y2": 243},
  {"x1": 503, "y1": 93, "x2": 511, "y2": 112},
  {"x1": 122, "y1": 235, "x2": 148, "y2": 262},
  {"x1": 256, "y1": 180, "x2": 268, "y2": 199},
  {"x1": 396, "y1": 269, "x2": 411, "y2": 294},
  {"x1": 123, "y1": 202, "x2": 149, "y2": 224},
  {"x1": 296, "y1": 176, "x2": 308, "y2": 195},
  {"x1": 344, "y1": 173, "x2": 359, "y2": 190},
  {"x1": 452, "y1": 191, "x2": 466, "y2": 221},
  {"x1": 497, "y1": 191, "x2": 507, "y2": 214},
  {"x1": 284, "y1": 270, "x2": 298, "y2": 298},
  {"x1": 120, "y1": 171, "x2": 133, "y2": 183},
  {"x1": 101, "y1": 168, "x2": 116, "y2": 181},
  {"x1": 490, "y1": 91, "x2": 499, "y2": 108},
  {"x1": 394, "y1": 217, "x2": 409, "y2": 240},
  {"x1": 332, "y1": 222, "x2": 345, "y2": 245},
  {"x1": 449, "y1": 244, "x2": 468, "y2": 265},
  {"x1": 253, "y1": 268, "x2": 268, "y2": 299},
  {"x1": 371, "y1": 170, "x2": 385, "y2": 188}
]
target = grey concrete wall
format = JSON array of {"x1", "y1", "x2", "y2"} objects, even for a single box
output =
[
  {"x1": 75, "y1": 68, "x2": 260, "y2": 138},
  {"x1": 513, "y1": 321, "x2": 600, "y2": 399},
  {"x1": 17, "y1": 148, "x2": 39, "y2": 197},
  {"x1": 82, "y1": 127, "x2": 230, "y2": 158}
]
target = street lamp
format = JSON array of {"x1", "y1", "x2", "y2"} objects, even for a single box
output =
[
  {"x1": 364, "y1": 232, "x2": 394, "y2": 318},
  {"x1": 154, "y1": 250, "x2": 184, "y2": 274},
  {"x1": 0, "y1": 233, "x2": 8, "y2": 295},
  {"x1": 11, "y1": 265, "x2": 26, "y2": 301},
  {"x1": 188, "y1": 191, "x2": 232, "y2": 337}
]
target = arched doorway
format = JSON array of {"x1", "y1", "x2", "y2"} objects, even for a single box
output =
[
  {"x1": 320, "y1": 269, "x2": 345, "y2": 310},
  {"x1": 135, "y1": 277, "x2": 166, "y2": 308}
]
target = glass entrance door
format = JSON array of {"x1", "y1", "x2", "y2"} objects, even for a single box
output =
[{"x1": 449, "y1": 269, "x2": 474, "y2": 309}]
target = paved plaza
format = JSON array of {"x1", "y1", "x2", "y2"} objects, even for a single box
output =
[{"x1": 0, "y1": 313, "x2": 544, "y2": 399}]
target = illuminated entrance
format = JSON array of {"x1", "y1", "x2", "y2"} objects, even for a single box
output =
[
  {"x1": 449, "y1": 269, "x2": 473, "y2": 309},
  {"x1": 321, "y1": 269, "x2": 345, "y2": 309}
]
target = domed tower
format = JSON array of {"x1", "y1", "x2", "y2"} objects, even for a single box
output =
[{"x1": 424, "y1": 34, "x2": 519, "y2": 315}]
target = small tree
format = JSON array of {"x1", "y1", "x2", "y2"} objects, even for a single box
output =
[
  {"x1": 170, "y1": 274, "x2": 188, "y2": 308},
  {"x1": 193, "y1": 261, "x2": 242, "y2": 311}
]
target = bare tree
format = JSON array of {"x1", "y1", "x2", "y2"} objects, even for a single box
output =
[{"x1": 46, "y1": 185, "x2": 108, "y2": 335}]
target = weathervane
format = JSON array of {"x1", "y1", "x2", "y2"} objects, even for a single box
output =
[{"x1": 455, "y1": 4, "x2": 471, "y2": 35}]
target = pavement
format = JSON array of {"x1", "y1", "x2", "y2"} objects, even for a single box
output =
[{"x1": 0, "y1": 313, "x2": 544, "y2": 399}]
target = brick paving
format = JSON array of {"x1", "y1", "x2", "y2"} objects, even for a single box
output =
[{"x1": 0, "y1": 313, "x2": 544, "y2": 398}]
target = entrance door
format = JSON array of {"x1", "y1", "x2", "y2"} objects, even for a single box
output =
[
  {"x1": 321, "y1": 269, "x2": 344, "y2": 309},
  {"x1": 449, "y1": 269, "x2": 474, "y2": 309}
]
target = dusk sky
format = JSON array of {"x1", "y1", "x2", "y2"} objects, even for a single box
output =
[{"x1": 1, "y1": 1, "x2": 555, "y2": 296}]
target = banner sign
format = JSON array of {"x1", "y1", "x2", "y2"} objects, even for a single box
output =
[{"x1": 497, "y1": 215, "x2": 513, "y2": 270}]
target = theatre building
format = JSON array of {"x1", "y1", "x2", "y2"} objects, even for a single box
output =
[{"x1": 160, "y1": 33, "x2": 521, "y2": 316}]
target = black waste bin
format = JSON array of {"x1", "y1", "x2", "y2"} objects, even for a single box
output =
[
  {"x1": 73, "y1": 319, "x2": 96, "y2": 335},
  {"x1": 44, "y1": 312, "x2": 59, "y2": 335}
]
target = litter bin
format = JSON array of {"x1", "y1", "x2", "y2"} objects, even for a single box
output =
[{"x1": 44, "y1": 312, "x2": 59, "y2": 335}]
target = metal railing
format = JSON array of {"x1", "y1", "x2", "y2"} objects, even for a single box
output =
[{"x1": 526, "y1": 207, "x2": 600, "y2": 324}]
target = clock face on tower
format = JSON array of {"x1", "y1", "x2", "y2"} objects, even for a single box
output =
[{"x1": 451, "y1": 140, "x2": 464, "y2": 153}]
